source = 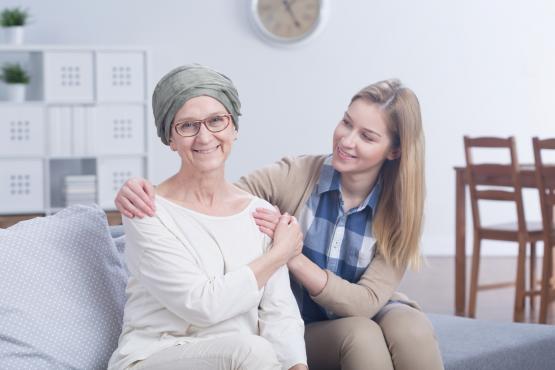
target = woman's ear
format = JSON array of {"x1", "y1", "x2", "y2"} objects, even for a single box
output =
[
  {"x1": 169, "y1": 139, "x2": 177, "y2": 152},
  {"x1": 387, "y1": 147, "x2": 401, "y2": 160}
]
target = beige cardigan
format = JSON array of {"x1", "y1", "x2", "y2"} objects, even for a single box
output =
[{"x1": 236, "y1": 154, "x2": 418, "y2": 318}]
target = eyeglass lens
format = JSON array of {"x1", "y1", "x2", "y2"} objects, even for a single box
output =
[{"x1": 176, "y1": 114, "x2": 230, "y2": 137}]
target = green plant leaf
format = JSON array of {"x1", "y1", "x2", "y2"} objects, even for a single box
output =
[
  {"x1": 0, "y1": 63, "x2": 30, "y2": 84},
  {"x1": 1, "y1": 7, "x2": 29, "y2": 27}
]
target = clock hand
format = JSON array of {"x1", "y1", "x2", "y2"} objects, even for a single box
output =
[{"x1": 282, "y1": 0, "x2": 301, "y2": 28}]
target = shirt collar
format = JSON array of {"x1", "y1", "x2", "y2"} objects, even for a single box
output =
[
  {"x1": 317, "y1": 155, "x2": 382, "y2": 215},
  {"x1": 359, "y1": 179, "x2": 381, "y2": 215},
  {"x1": 317, "y1": 155, "x2": 341, "y2": 195}
]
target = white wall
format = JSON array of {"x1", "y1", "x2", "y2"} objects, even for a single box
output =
[{"x1": 6, "y1": 0, "x2": 555, "y2": 255}]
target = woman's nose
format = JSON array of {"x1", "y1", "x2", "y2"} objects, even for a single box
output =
[
  {"x1": 340, "y1": 131, "x2": 357, "y2": 147},
  {"x1": 195, "y1": 123, "x2": 212, "y2": 142}
]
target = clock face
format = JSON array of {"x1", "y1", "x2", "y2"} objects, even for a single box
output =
[{"x1": 253, "y1": 0, "x2": 324, "y2": 43}]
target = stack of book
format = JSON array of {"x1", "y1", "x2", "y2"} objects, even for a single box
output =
[{"x1": 64, "y1": 175, "x2": 97, "y2": 206}]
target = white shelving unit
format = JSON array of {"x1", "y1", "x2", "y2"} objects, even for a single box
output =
[{"x1": 0, "y1": 45, "x2": 149, "y2": 215}]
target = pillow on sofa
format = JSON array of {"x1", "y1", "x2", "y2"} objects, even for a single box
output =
[{"x1": 0, "y1": 205, "x2": 128, "y2": 370}]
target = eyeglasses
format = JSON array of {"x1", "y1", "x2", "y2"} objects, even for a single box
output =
[{"x1": 174, "y1": 113, "x2": 232, "y2": 137}]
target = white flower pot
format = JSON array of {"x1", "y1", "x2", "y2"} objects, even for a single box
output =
[
  {"x1": 4, "y1": 26, "x2": 24, "y2": 45},
  {"x1": 6, "y1": 83, "x2": 26, "y2": 102}
]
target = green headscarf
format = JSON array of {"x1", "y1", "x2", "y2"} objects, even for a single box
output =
[{"x1": 152, "y1": 64, "x2": 241, "y2": 145}]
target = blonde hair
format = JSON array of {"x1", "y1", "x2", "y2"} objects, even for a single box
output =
[{"x1": 350, "y1": 79, "x2": 425, "y2": 269}]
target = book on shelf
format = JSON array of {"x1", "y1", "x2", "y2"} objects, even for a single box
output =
[{"x1": 64, "y1": 174, "x2": 97, "y2": 206}]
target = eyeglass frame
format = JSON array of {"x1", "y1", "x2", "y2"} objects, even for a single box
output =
[{"x1": 173, "y1": 113, "x2": 233, "y2": 137}]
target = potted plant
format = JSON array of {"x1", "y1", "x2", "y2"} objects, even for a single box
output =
[
  {"x1": 1, "y1": 7, "x2": 29, "y2": 45},
  {"x1": 1, "y1": 63, "x2": 30, "y2": 102}
]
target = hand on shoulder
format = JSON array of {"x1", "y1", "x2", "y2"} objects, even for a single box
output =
[{"x1": 115, "y1": 177, "x2": 156, "y2": 218}]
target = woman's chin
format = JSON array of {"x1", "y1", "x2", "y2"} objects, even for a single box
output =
[
  {"x1": 332, "y1": 154, "x2": 356, "y2": 173},
  {"x1": 190, "y1": 157, "x2": 227, "y2": 174}
]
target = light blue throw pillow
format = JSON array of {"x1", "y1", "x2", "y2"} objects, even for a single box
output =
[{"x1": 0, "y1": 205, "x2": 128, "y2": 370}]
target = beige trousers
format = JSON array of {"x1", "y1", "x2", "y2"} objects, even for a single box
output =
[
  {"x1": 305, "y1": 303, "x2": 444, "y2": 370},
  {"x1": 130, "y1": 334, "x2": 281, "y2": 370}
]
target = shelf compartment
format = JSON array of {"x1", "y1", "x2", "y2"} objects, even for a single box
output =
[
  {"x1": 91, "y1": 104, "x2": 145, "y2": 155},
  {"x1": 96, "y1": 51, "x2": 145, "y2": 102},
  {"x1": 0, "y1": 159, "x2": 45, "y2": 214},
  {"x1": 49, "y1": 158, "x2": 96, "y2": 209},
  {"x1": 43, "y1": 51, "x2": 94, "y2": 103},
  {"x1": 0, "y1": 105, "x2": 45, "y2": 156},
  {"x1": 0, "y1": 51, "x2": 42, "y2": 102}
]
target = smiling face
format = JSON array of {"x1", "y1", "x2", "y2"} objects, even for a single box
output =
[
  {"x1": 332, "y1": 98, "x2": 399, "y2": 178},
  {"x1": 169, "y1": 95, "x2": 237, "y2": 174}
]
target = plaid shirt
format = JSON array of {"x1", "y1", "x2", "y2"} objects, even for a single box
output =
[{"x1": 292, "y1": 155, "x2": 381, "y2": 324}]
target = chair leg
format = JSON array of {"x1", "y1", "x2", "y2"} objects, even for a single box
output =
[
  {"x1": 514, "y1": 239, "x2": 527, "y2": 322},
  {"x1": 530, "y1": 241, "x2": 536, "y2": 309},
  {"x1": 539, "y1": 241, "x2": 553, "y2": 324},
  {"x1": 468, "y1": 236, "x2": 481, "y2": 318}
]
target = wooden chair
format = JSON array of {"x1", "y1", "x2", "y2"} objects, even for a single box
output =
[
  {"x1": 464, "y1": 136, "x2": 544, "y2": 322},
  {"x1": 532, "y1": 137, "x2": 555, "y2": 323}
]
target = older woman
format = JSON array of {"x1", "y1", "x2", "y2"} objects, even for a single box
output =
[{"x1": 108, "y1": 65, "x2": 307, "y2": 370}]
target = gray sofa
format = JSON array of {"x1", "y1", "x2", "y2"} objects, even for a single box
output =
[
  {"x1": 429, "y1": 313, "x2": 555, "y2": 370},
  {"x1": 1, "y1": 205, "x2": 554, "y2": 369}
]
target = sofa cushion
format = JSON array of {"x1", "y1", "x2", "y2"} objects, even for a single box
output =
[
  {"x1": 110, "y1": 224, "x2": 126, "y2": 255},
  {"x1": 429, "y1": 313, "x2": 555, "y2": 370},
  {"x1": 0, "y1": 205, "x2": 128, "y2": 370}
]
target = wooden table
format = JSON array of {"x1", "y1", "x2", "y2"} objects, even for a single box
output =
[
  {"x1": 454, "y1": 164, "x2": 541, "y2": 316},
  {"x1": 0, "y1": 210, "x2": 122, "y2": 229}
]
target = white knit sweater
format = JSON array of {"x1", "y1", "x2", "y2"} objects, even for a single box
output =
[{"x1": 108, "y1": 195, "x2": 306, "y2": 370}]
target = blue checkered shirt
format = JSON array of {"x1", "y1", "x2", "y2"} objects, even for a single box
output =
[{"x1": 292, "y1": 155, "x2": 381, "y2": 324}]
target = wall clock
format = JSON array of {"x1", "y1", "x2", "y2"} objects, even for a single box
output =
[{"x1": 250, "y1": 0, "x2": 329, "y2": 46}]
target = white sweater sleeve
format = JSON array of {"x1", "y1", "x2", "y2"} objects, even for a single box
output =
[
  {"x1": 258, "y1": 265, "x2": 307, "y2": 370},
  {"x1": 123, "y1": 215, "x2": 262, "y2": 328}
]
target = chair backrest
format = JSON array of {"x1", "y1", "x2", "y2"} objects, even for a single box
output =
[
  {"x1": 463, "y1": 136, "x2": 526, "y2": 233},
  {"x1": 532, "y1": 137, "x2": 555, "y2": 240}
]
